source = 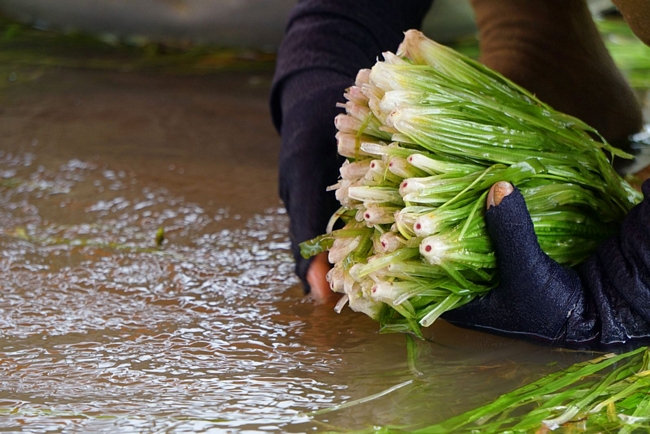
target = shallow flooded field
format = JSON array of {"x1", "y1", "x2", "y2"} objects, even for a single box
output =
[{"x1": 0, "y1": 66, "x2": 620, "y2": 433}]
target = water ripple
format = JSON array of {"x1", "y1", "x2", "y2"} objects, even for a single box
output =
[{"x1": 0, "y1": 150, "x2": 592, "y2": 432}]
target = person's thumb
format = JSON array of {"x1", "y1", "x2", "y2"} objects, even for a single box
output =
[
  {"x1": 485, "y1": 181, "x2": 551, "y2": 289},
  {"x1": 442, "y1": 182, "x2": 581, "y2": 341}
]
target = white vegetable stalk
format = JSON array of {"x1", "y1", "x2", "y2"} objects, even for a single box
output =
[
  {"x1": 378, "y1": 231, "x2": 404, "y2": 253},
  {"x1": 370, "y1": 281, "x2": 401, "y2": 304},
  {"x1": 387, "y1": 157, "x2": 427, "y2": 179},
  {"x1": 355, "y1": 68, "x2": 371, "y2": 86},
  {"x1": 338, "y1": 100, "x2": 372, "y2": 122},
  {"x1": 334, "y1": 113, "x2": 363, "y2": 133},
  {"x1": 412, "y1": 206, "x2": 468, "y2": 237},
  {"x1": 344, "y1": 85, "x2": 368, "y2": 105},
  {"x1": 328, "y1": 236, "x2": 361, "y2": 264},
  {"x1": 394, "y1": 209, "x2": 419, "y2": 237},
  {"x1": 341, "y1": 272, "x2": 381, "y2": 319},
  {"x1": 365, "y1": 85, "x2": 386, "y2": 121},
  {"x1": 340, "y1": 159, "x2": 372, "y2": 180},
  {"x1": 386, "y1": 261, "x2": 446, "y2": 279},
  {"x1": 343, "y1": 269, "x2": 360, "y2": 295},
  {"x1": 336, "y1": 132, "x2": 375, "y2": 159},
  {"x1": 362, "y1": 206, "x2": 400, "y2": 226},
  {"x1": 347, "y1": 186, "x2": 403, "y2": 204},
  {"x1": 368, "y1": 61, "x2": 406, "y2": 93},
  {"x1": 348, "y1": 263, "x2": 365, "y2": 283},
  {"x1": 360, "y1": 142, "x2": 416, "y2": 159},
  {"x1": 407, "y1": 153, "x2": 479, "y2": 175},
  {"x1": 419, "y1": 234, "x2": 451, "y2": 265},
  {"x1": 326, "y1": 264, "x2": 345, "y2": 293},
  {"x1": 413, "y1": 213, "x2": 444, "y2": 237},
  {"x1": 378, "y1": 90, "x2": 425, "y2": 117},
  {"x1": 348, "y1": 293, "x2": 382, "y2": 320},
  {"x1": 399, "y1": 178, "x2": 435, "y2": 197},
  {"x1": 364, "y1": 159, "x2": 386, "y2": 183},
  {"x1": 333, "y1": 179, "x2": 356, "y2": 207}
]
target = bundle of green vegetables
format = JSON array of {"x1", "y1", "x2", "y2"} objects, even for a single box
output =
[
  {"x1": 410, "y1": 346, "x2": 650, "y2": 433},
  {"x1": 301, "y1": 30, "x2": 641, "y2": 335}
]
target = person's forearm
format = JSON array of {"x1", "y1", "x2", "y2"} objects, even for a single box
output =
[
  {"x1": 612, "y1": 0, "x2": 650, "y2": 45},
  {"x1": 277, "y1": 70, "x2": 349, "y2": 287},
  {"x1": 271, "y1": 0, "x2": 433, "y2": 132},
  {"x1": 270, "y1": 0, "x2": 433, "y2": 290}
]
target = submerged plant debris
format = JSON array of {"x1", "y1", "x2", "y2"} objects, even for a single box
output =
[
  {"x1": 384, "y1": 346, "x2": 650, "y2": 433},
  {"x1": 302, "y1": 343, "x2": 650, "y2": 433},
  {"x1": 0, "y1": 16, "x2": 275, "y2": 80}
]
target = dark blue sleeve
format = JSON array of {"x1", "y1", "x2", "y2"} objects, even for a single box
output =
[{"x1": 270, "y1": 0, "x2": 433, "y2": 290}]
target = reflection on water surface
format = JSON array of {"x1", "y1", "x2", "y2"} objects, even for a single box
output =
[{"x1": 0, "y1": 68, "x2": 597, "y2": 433}]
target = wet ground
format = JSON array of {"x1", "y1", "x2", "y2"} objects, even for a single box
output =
[{"x1": 0, "y1": 64, "x2": 619, "y2": 433}]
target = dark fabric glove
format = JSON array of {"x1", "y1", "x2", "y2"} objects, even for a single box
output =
[
  {"x1": 442, "y1": 180, "x2": 650, "y2": 348},
  {"x1": 270, "y1": 0, "x2": 433, "y2": 292}
]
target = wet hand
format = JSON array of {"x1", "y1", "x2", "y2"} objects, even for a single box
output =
[{"x1": 306, "y1": 252, "x2": 339, "y2": 305}]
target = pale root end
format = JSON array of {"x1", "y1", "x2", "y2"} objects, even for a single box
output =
[
  {"x1": 355, "y1": 69, "x2": 371, "y2": 87},
  {"x1": 378, "y1": 232, "x2": 402, "y2": 253},
  {"x1": 328, "y1": 236, "x2": 360, "y2": 264},
  {"x1": 396, "y1": 29, "x2": 429, "y2": 64},
  {"x1": 420, "y1": 236, "x2": 448, "y2": 265},
  {"x1": 339, "y1": 159, "x2": 372, "y2": 181},
  {"x1": 413, "y1": 214, "x2": 439, "y2": 237},
  {"x1": 326, "y1": 266, "x2": 345, "y2": 293},
  {"x1": 334, "y1": 114, "x2": 362, "y2": 134}
]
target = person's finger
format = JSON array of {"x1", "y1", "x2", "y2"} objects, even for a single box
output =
[
  {"x1": 484, "y1": 182, "x2": 551, "y2": 289},
  {"x1": 486, "y1": 180, "x2": 514, "y2": 208},
  {"x1": 306, "y1": 252, "x2": 339, "y2": 305}
]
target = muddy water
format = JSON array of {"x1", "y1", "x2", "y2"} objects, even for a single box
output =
[{"x1": 0, "y1": 68, "x2": 603, "y2": 432}]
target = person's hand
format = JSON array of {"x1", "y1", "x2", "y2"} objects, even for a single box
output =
[
  {"x1": 306, "y1": 252, "x2": 339, "y2": 304},
  {"x1": 442, "y1": 180, "x2": 650, "y2": 347}
]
